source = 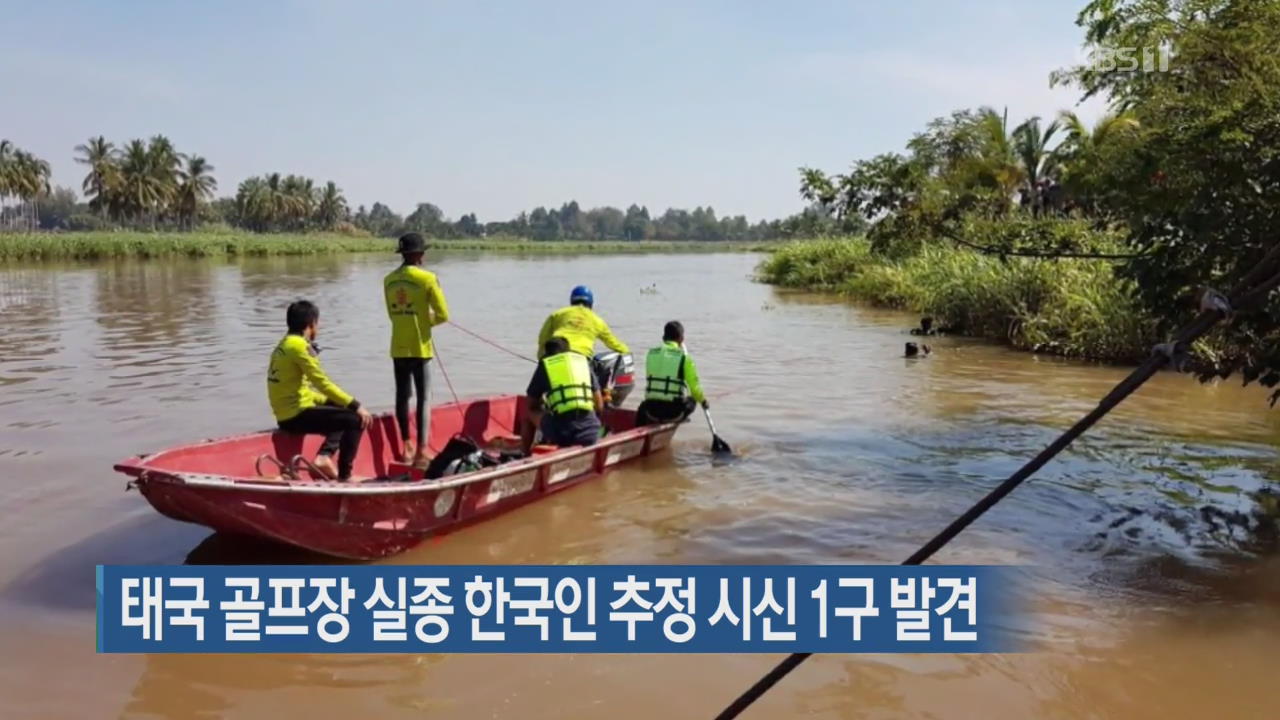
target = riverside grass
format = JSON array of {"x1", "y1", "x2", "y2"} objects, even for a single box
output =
[
  {"x1": 0, "y1": 231, "x2": 772, "y2": 262},
  {"x1": 758, "y1": 237, "x2": 1161, "y2": 363}
]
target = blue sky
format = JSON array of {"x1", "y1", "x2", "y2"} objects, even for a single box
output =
[{"x1": 3, "y1": 1, "x2": 1105, "y2": 221}]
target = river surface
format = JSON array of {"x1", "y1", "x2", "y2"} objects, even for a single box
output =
[{"x1": 3, "y1": 251, "x2": 1280, "y2": 719}]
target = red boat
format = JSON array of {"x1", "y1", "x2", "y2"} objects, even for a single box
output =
[{"x1": 113, "y1": 395, "x2": 679, "y2": 560}]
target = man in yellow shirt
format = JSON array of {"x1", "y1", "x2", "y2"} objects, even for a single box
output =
[
  {"x1": 535, "y1": 285, "x2": 629, "y2": 360},
  {"x1": 267, "y1": 300, "x2": 372, "y2": 480},
  {"x1": 384, "y1": 233, "x2": 450, "y2": 467}
]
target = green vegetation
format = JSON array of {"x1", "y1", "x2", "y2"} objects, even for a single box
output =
[
  {"x1": 760, "y1": 237, "x2": 1157, "y2": 362},
  {"x1": 0, "y1": 230, "x2": 770, "y2": 262},
  {"x1": 767, "y1": 0, "x2": 1280, "y2": 397},
  {"x1": 2, "y1": 134, "x2": 831, "y2": 243}
]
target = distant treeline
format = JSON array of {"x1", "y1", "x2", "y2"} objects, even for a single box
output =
[{"x1": 0, "y1": 135, "x2": 847, "y2": 242}]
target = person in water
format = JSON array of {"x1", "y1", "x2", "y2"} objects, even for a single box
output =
[
  {"x1": 905, "y1": 342, "x2": 931, "y2": 358},
  {"x1": 636, "y1": 320, "x2": 707, "y2": 426},
  {"x1": 384, "y1": 232, "x2": 450, "y2": 467},
  {"x1": 536, "y1": 285, "x2": 629, "y2": 360},
  {"x1": 267, "y1": 300, "x2": 372, "y2": 480},
  {"x1": 910, "y1": 317, "x2": 936, "y2": 336},
  {"x1": 522, "y1": 336, "x2": 604, "y2": 453}
]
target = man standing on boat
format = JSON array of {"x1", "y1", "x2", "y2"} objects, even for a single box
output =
[
  {"x1": 522, "y1": 336, "x2": 605, "y2": 453},
  {"x1": 535, "y1": 285, "x2": 629, "y2": 360},
  {"x1": 384, "y1": 232, "x2": 450, "y2": 468},
  {"x1": 636, "y1": 320, "x2": 707, "y2": 426},
  {"x1": 268, "y1": 300, "x2": 372, "y2": 481}
]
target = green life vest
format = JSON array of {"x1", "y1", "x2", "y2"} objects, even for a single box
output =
[
  {"x1": 645, "y1": 345, "x2": 687, "y2": 401},
  {"x1": 543, "y1": 352, "x2": 595, "y2": 414}
]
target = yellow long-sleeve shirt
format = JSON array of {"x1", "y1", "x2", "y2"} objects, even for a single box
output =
[
  {"x1": 537, "y1": 305, "x2": 629, "y2": 359},
  {"x1": 384, "y1": 264, "x2": 450, "y2": 358},
  {"x1": 267, "y1": 334, "x2": 356, "y2": 422}
]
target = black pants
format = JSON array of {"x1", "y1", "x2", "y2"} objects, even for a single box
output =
[
  {"x1": 278, "y1": 405, "x2": 363, "y2": 479},
  {"x1": 636, "y1": 398, "x2": 696, "y2": 427},
  {"x1": 393, "y1": 357, "x2": 431, "y2": 446}
]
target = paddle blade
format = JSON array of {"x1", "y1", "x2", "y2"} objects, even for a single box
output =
[{"x1": 711, "y1": 434, "x2": 732, "y2": 455}]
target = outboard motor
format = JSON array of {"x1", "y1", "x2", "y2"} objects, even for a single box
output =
[{"x1": 592, "y1": 351, "x2": 635, "y2": 408}]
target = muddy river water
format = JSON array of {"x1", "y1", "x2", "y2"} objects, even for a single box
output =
[{"x1": 3, "y1": 251, "x2": 1280, "y2": 719}]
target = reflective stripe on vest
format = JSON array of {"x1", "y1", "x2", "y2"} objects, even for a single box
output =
[
  {"x1": 645, "y1": 345, "x2": 686, "y2": 401},
  {"x1": 543, "y1": 352, "x2": 595, "y2": 414}
]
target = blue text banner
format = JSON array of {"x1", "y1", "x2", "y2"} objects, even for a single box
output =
[{"x1": 96, "y1": 565, "x2": 1024, "y2": 654}]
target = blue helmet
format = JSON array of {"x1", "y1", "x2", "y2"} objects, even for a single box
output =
[{"x1": 570, "y1": 285, "x2": 594, "y2": 307}]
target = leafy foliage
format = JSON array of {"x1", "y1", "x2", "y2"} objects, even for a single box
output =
[
  {"x1": 1052, "y1": 0, "x2": 1280, "y2": 397},
  {"x1": 759, "y1": 237, "x2": 1157, "y2": 361},
  {"x1": 784, "y1": 0, "x2": 1280, "y2": 399}
]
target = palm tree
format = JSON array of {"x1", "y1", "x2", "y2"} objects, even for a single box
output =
[
  {"x1": 0, "y1": 140, "x2": 13, "y2": 219},
  {"x1": 75, "y1": 136, "x2": 119, "y2": 218},
  {"x1": 146, "y1": 135, "x2": 181, "y2": 222},
  {"x1": 281, "y1": 175, "x2": 315, "y2": 229},
  {"x1": 314, "y1": 181, "x2": 348, "y2": 229},
  {"x1": 235, "y1": 176, "x2": 271, "y2": 231},
  {"x1": 1056, "y1": 110, "x2": 1140, "y2": 157},
  {"x1": 971, "y1": 106, "x2": 1024, "y2": 200},
  {"x1": 118, "y1": 139, "x2": 166, "y2": 226},
  {"x1": 1055, "y1": 110, "x2": 1140, "y2": 213},
  {"x1": 175, "y1": 155, "x2": 217, "y2": 230},
  {"x1": 9, "y1": 150, "x2": 51, "y2": 231},
  {"x1": 1012, "y1": 116, "x2": 1062, "y2": 190}
]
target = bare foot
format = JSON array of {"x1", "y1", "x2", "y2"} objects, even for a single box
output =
[
  {"x1": 400, "y1": 440, "x2": 415, "y2": 464},
  {"x1": 411, "y1": 448, "x2": 431, "y2": 469},
  {"x1": 312, "y1": 455, "x2": 338, "y2": 479}
]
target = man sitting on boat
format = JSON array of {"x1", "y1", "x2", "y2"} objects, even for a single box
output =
[
  {"x1": 535, "y1": 285, "x2": 630, "y2": 359},
  {"x1": 267, "y1": 300, "x2": 372, "y2": 481},
  {"x1": 636, "y1": 320, "x2": 707, "y2": 426},
  {"x1": 522, "y1": 336, "x2": 604, "y2": 453}
]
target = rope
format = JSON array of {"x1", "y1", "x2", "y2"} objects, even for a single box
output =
[
  {"x1": 940, "y1": 226, "x2": 1149, "y2": 260},
  {"x1": 432, "y1": 344, "x2": 467, "y2": 431},
  {"x1": 446, "y1": 321, "x2": 537, "y2": 364},
  {"x1": 711, "y1": 243, "x2": 1280, "y2": 720}
]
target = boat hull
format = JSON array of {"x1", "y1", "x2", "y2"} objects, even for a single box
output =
[{"x1": 115, "y1": 395, "x2": 678, "y2": 560}]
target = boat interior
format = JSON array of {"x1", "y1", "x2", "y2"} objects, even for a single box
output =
[{"x1": 117, "y1": 395, "x2": 641, "y2": 483}]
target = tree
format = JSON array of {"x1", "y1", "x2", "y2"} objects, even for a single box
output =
[
  {"x1": 117, "y1": 139, "x2": 166, "y2": 225},
  {"x1": 35, "y1": 186, "x2": 80, "y2": 229},
  {"x1": 587, "y1": 206, "x2": 624, "y2": 240},
  {"x1": 234, "y1": 176, "x2": 271, "y2": 231},
  {"x1": 366, "y1": 202, "x2": 404, "y2": 237},
  {"x1": 175, "y1": 155, "x2": 217, "y2": 229},
  {"x1": 314, "y1": 181, "x2": 347, "y2": 230},
  {"x1": 1055, "y1": 110, "x2": 1140, "y2": 212},
  {"x1": 75, "y1": 136, "x2": 119, "y2": 218},
  {"x1": 0, "y1": 140, "x2": 15, "y2": 224},
  {"x1": 403, "y1": 202, "x2": 445, "y2": 237},
  {"x1": 1012, "y1": 116, "x2": 1061, "y2": 191},
  {"x1": 146, "y1": 135, "x2": 181, "y2": 221},
  {"x1": 623, "y1": 204, "x2": 649, "y2": 240},
  {"x1": 3, "y1": 148, "x2": 52, "y2": 231},
  {"x1": 1053, "y1": 0, "x2": 1280, "y2": 396},
  {"x1": 455, "y1": 212, "x2": 482, "y2": 236}
]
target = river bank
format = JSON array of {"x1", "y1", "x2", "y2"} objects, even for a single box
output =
[
  {"x1": 758, "y1": 237, "x2": 1163, "y2": 364},
  {"x1": 0, "y1": 230, "x2": 773, "y2": 262}
]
